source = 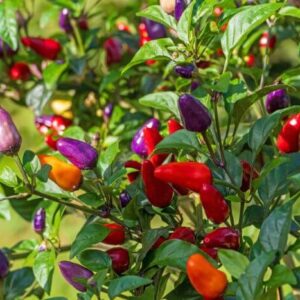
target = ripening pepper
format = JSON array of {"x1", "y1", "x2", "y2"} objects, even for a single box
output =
[
  {"x1": 160, "y1": 0, "x2": 176, "y2": 13},
  {"x1": 178, "y1": 94, "x2": 212, "y2": 133},
  {"x1": 0, "y1": 107, "x2": 22, "y2": 155},
  {"x1": 35, "y1": 114, "x2": 72, "y2": 135},
  {"x1": 119, "y1": 190, "x2": 132, "y2": 207},
  {"x1": 104, "y1": 37, "x2": 123, "y2": 66},
  {"x1": 51, "y1": 99, "x2": 72, "y2": 115},
  {"x1": 57, "y1": 137, "x2": 98, "y2": 170},
  {"x1": 44, "y1": 133, "x2": 59, "y2": 150},
  {"x1": 277, "y1": 113, "x2": 300, "y2": 153},
  {"x1": 259, "y1": 32, "x2": 276, "y2": 49},
  {"x1": 241, "y1": 160, "x2": 259, "y2": 192},
  {"x1": 0, "y1": 39, "x2": 16, "y2": 58},
  {"x1": 33, "y1": 208, "x2": 46, "y2": 234},
  {"x1": 59, "y1": 9, "x2": 73, "y2": 33},
  {"x1": 131, "y1": 118, "x2": 160, "y2": 157},
  {"x1": 187, "y1": 253, "x2": 227, "y2": 298},
  {"x1": 244, "y1": 54, "x2": 255, "y2": 67},
  {"x1": 51, "y1": 115, "x2": 72, "y2": 133},
  {"x1": 0, "y1": 250, "x2": 9, "y2": 279},
  {"x1": 102, "y1": 223, "x2": 126, "y2": 245},
  {"x1": 38, "y1": 154, "x2": 82, "y2": 191},
  {"x1": 169, "y1": 227, "x2": 195, "y2": 244},
  {"x1": 152, "y1": 236, "x2": 168, "y2": 249},
  {"x1": 21, "y1": 37, "x2": 62, "y2": 60},
  {"x1": 265, "y1": 89, "x2": 290, "y2": 114},
  {"x1": 174, "y1": 0, "x2": 187, "y2": 21},
  {"x1": 144, "y1": 19, "x2": 166, "y2": 40},
  {"x1": 174, "y1": 64, "x2": 195, "y2": 79},
  {"x1": 103, "y1": 103, "x2": 114, "y2": 121},
  {"x1": 124, "y1": 160, "x2": 141, "y2": 182},
  {"x1": 154, "y1": 162, "x2": 212, "y2": 193},
  {"x1": 141, "y1": 160, "x2": 173, "y2": 208},
  {"x1": 77, "y1": 14, "x2": 89, "y2": 30},
  {"x1": 213, "y1": 7, "x2": 223, "y2": 17},
  {"x1": 203, "y1": 227, "x2": 240, "y2": 250},
  {"x1": 9, "y1": 62, "x2": 31, "y2": 81},
  {"x1": 199, "y1": 245, "x2": 218, "y2": 260},
  {"x1": 191, "y1": 80, "x2": 200, "y2": 91},
  {"x1": 199, "y1": 184, "x2": 229, "y2": 224},
  {"x1": 106, "y1": 247, "x2": 130, "y2": 274},
  {"x1": 168, "y1": 119, "x2": 183, "y2": 134},
  {"x1": 59, "y1": 261, "x2": 93, "y2": 292}
]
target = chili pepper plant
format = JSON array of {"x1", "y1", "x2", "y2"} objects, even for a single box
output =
[{"x1": 0, "y1": 0, "x2": 300, "y2": 299}]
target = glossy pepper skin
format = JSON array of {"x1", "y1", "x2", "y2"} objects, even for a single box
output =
[
  {"x1": 199, "y1": 184, "x2": 229, "y2": 224},
  {"x1": 59, "y1": 261, "x2": 93, "y2": 292},
  {"x1": 144, "y1": 19, "x2": 166, "y2": 40},
  {"x1": 104, "y1": 37, "x2": 123, "y2": 66},
  {"x1": 277, "y1": 113, "x2": 300, "y2": 153},
  {"x1": 103, "y1": 103, "x2": 114, "y2": 121},
  {"x1": 154, "y1": 162, "x2": 212, "y2": 193},
  {"x1": 131, "y1": 118, "x2": 160, "y2": 157},
  {"x1": 106, "y1": 247, "x2": 130, "y2": 274},
  {"x1": 174, "y1": 64, "x2": 195, "y2": 79},
  {"x1": 259, "y1": 32, "x2": 276, "y2": 49},
  {"x1": 241, "y1": 160, "x2": 259, "y2": 192},
  {"x1": 178, "y1": 94, "x2": 212, "y2": 133},
  {"x1": 187, "y1": 254, "x2": 227, "y2": 298},
  {"x1": 38, "y1": 154, "x2": 82, "y2": 191},
  {"x1": 203, "y1": 228, "x2": 240, "y2": 250},
  {"x1": 124, "y1": 160, "x2": 141, "y2": 182},
  {"x1": 9, "y1": 62, "x2": 31, "y2": 81},
  {"x1": 59, "y1": 8, "x2": 73, "y2": 33},
  {"x1": 119, "y1": 190, "x2": 132, "y2": 207},
  {"x1": 21, "y1": 37, "x2": 61, "y2": 60},
  {"x1": 57, "y1": 137, "x2": 98, "y2": 170},
  {"x1": 169, "y1": 227, "x2": 195, "y2": 244},
  {"x1": 200, "y1": 245, "x2": 218, "y2": 260},
  {"x1": 44, "y1": 133, "x2": 59, "y2": 150},
  {"x1": 174, "y1": 0, "x2": 186, "y2": 21},
  {"x1": 141, "y1": 160, "x2": 173, "y2": 208},
  {"x1": 0, "y1": 107, "x2": 22, "y2": 156},
  {"x1": 102, "y1": 223, "x2": 126, "y2": 245},
  {"x1": 244, "y1": 54, "x2": 255, "y2": 67},
  {"x1": 0, "y1": 250, "x2": 9, "y2": 279},
  {"x1": 265, "y1": 89, "x2": 290, "y2": 114},
  {"x1": 33, "y1": 208, "x2": 46, "y2": 233},
  {"x1": 160, "y1": 0, "x2": 176, "y2": 13},
  {"x1": 168, "y1": 119, "x2": 183, "y2": 134}
]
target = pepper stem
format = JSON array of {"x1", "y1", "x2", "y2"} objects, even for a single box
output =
[{"x1": 201, "y1": 132, "x2": 218, "y2": 166}]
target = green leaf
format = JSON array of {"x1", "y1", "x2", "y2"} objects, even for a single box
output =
[
  {"x1": 165, "y1": 278, "x2": 201, "y2": 300},
  {"x1": 0, "y1": 166, "x2": 18, "y2": 187},
  {"x1": 154, "y1": 129, "x2": 201, "y2": 154},
  {"x1": 70, "y1": 223, "x2": 109, "y2": 258},
  {"x1": 223, "y1": 151, "x2": 243, "y2": 187},
  {"x1": 10, "y1": 198, "x2": 41, "y2": 222},
  {"x1": 99, "y1": 142, "x2": 120, "y2": 175},
  {"x1": 137, "y1": 5, "x2": 176, "y2": 29},
  {"x1": 221, "y1": 3, "x2": 282, "y2": 56},
  {"x1": 139, "y1": 91, "x2": 179, "y2": 118},
  {"x1": 236, "y1": 251, "x2": 276, "y2": 300},
  {"x1": 62, "y1": 126, "x2": 85, "y2": 140},
  {"x1": 243, "y1": 205, "x2": 264, "y2": 228},
  {"x1": 257, "y1": 201, "x2": 293, "y2": 255},
  {"x1": 23, "y1": 150, "x2": 41, "y2": 176},
  {"x1": 0, "y1": 1, "x2": 18, "y2": 50},
  {"x1": 122, "y1": 38, "x2": 174, "y2": 74},
  {"x1": 218, "y1": 249, "x2": 249, "y2": 279},
  {"x1": 78, "y1": 250, "x2": 111, "y2": 272},
  {"x1": 267, "y1": 264, "x2": 297, "y2": 289},
  {"x1": 43, "y1": 62, "x2": 68, "y2": 89},
  {"x1": 279, "y1": 6, "x2": 300, "y2": 19},
  {"x1": 108, "y1": 276, "x2": 152, "y2": 299},
  {"x1": 33, "y1": 249, "x2": 56, "y2": 293},
  {"x1": 0, "y1": 199, "x2": 10, "y2": 220},
  {"x1": 177, "y1": 1, "x2": 195, "y2": 44}
]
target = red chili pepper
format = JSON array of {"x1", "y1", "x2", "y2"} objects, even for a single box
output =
[
  {"x1": 203, "y1": 227, "x2": 240, "y2": 250},
  {"x1": 154, "y1": 162, "x2": 212, "y2": 193},
  {"x1": 124, "y1": 160, "x2": 141, "y2": 182},
  {"x1": 9, "y1": 62, "x2": 31, "y2": 81},
  {"x1": 277, "y1": 113, "x2": 300, "y2": 153},
  {"x1": 51, "y1": 115, "x2": 72, "y2": 133},
  {"x1": 199, "y1": 245, "x2": 218, "y2": 260},
  {"x1": 152, "y1": 236, "x2": 168, "y2": 249},
  {"x1": 169, "y1": 227, "x2": 195, "y2": 244},
  {"x1": 21, "y1": 37, "x2": 61, "y2": 60},
  {"x1": 244, "y1": 54, "x2": 255, "y2": 67},
  {"x1": 106, "y1": 247, "x2": 129, "y2": 274},
  {"x1": 240, "y1": 160, "x2": 259, "y2": 192},
  {"x1": 167, "y1": 119, "x2": 183, "y2": 134},
  {"x1": 102, "y1": 223, "x2": 125, "y2": 245},
  {"x1": 141, "y1": 160, "x2": 173, "y2": 208},
  {"x1": 45, "y1": 133, "x2": 58, "y2": 150},
  {"x1": 199, "y1": 184, "x2": 229, "y2": 224},
  {"x1": 259, "y1": 32, "x2": 276, "y2": 49}
]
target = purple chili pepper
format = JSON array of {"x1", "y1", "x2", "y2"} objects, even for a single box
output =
[
  {"x1": 35, "y1": 115, "x2": 54, "y2": 129},
  {"x1": 0, "y1": 39, "x2": 16, "y2": 58},
  {"x1": 174, "y1": 0, "x2": 187, "y2": 21},
  {"x1": 143, "y1": 19, "x2": 166, "y2": 40},
  {"x1": 57, "y1": 137, "x2": 98, "y2": 170},
  {"x1": 103, "y1": 103, "x2": 114, "y2": 121},
  {"x1": 0, "y1": 250, "x2": 9, "y2": 279},
  {"x1": 0, "y1": 107, "x2": 22, "y2": 156},
  {"x1": 191, "y1": 80, "x2": 200, "y2": 91},
  {"x1": 174, "y1": 64, "x2": 195, "y2": 79},
  {"x1": 131, "y1": 118, "x2": 160, "y2": 157},
  {"x1": 59, "y1": 261, "x2": 94, "y2": 292},
  {"x1": 59, "y1": 9, "x2": 73, "y2": 33},
  {"x1": 178, "y1": 94, "x2": 211, "y2": 133},
  {"x1": 33, "y1": 208, "x2": 46, "y2": 234},
  {"x1": 265, "y1": 89, "x2": 290, "y2": 114},
  {"x1": 119, "y1": 190, "x2": 132, "y2": 207}
]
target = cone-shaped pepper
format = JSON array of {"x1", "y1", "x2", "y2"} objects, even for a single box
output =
[
  {"x1": 160, "y1": 0, "x2": 176, "y2": 13},
  {"x1": 141, "y1": 160, "x2": 173, "y2": 208},
  {"x1": 106, "y1": 247, "x2": 130, "y2": 274},
  {"x1": 265, "y1": 89, "x2": 290, "y2": 114},
  {"x1": 187, "y1": 253, "x2": 227, "y2": 298},
  {"x1": 57, "y1": 137, "x2": 98, "y2": 170},
  {"x1": 38, "y1": 154, "x2": 82, "y2": 191},
  {"x1": 0, "y1": 250, "x2": 9, "y2": 279},
  {"x1": 102, "y1": 223, "x2": 126, "y2": 245},
  {"x1": 203, "y1": 227, "x2": 240, "y2": 250},
  {"x1": 119, "y1": 190, "x2": 131, "y2": 207},
  {"x1": 131, "y1": 118, "x2": 160, "y2": 157},
  {"x1": 33, "y1": 208, "x2": 46, "y2": 233},
  {"x1": 240, "y1": 160, "x2": 259, "y2": 192},
  {"x1": 168, "y1": 119, "x2": 183, "y2": 134},
  {"x1": 9, "y1": 62, "x2": 31, "y2": 81},
  {"x1": 144, "y1": 19, "x2": 166, "y2": 40},
  {"x1": 104, "y1": 37, "x2": 123, "y2": 66},
  {"x1": 174, "y1": 0, "x2": 186, "y2": 20},
  {"x1": 0, "y1": 107, "x2": 22, "y2": 155},
  {"x1": 124, "y1": 160, "x2": 141, "y2": 182},
  {"x1": 154, "y1": 162, "x2": 212, "y2": 193},
  {"x1": 103, "y1": 103, "x2": 114, "y2": 121},
  {"x1": 59, "y1": 9, "x2": 73, "y2": 32},
  {"x1": 199, "y1": 245, "x2": 218, "y2": 260},
  {"x1": 178, "y1": 94, "x2": 212, "y2": 133},
  {"x1": 169, "y1": 227, "x2": 195, "y2": 244},
  {"x1": 21, "y1": 37, "x2": 62, "y2": 60},
  {"x1": 59, "y1": 261, "x2": 93, "y2": 292},
  {"x1": 199, "y1": 184, "x2": 229, "y2": 224},
  {"x1": 174, "y1": 64, "x2": 194, "y2": 78}
]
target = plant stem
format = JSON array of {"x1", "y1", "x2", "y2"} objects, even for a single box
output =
[
  {"x1": 14, "y1": 155, "x2": 31, "y2": 190},
  {"x1": 201, "y1": 132, "x2": 218, "y2": 166},
  {"x1": 0, "y1": 193, "x2": 30, "y2": 201}
]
